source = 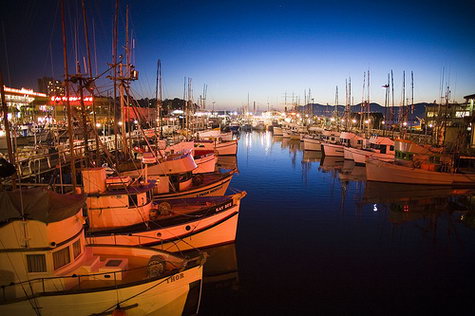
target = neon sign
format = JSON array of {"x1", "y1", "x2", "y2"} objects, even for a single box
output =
[{"x1": 50, "y1": 96, "x2": 94, "y2": 102}]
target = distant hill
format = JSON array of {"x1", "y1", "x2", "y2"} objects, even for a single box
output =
[{"x1": 294, "y1": 102, "x2": 429, "y2": 119}]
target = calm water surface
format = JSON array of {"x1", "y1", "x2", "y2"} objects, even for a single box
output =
[{"x1": 200, "y1": 131, "x2": 475, "y2": 315}]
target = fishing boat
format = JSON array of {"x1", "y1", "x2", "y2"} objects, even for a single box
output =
[
  {"x1": 119, "y1": 149, "x2": 231, "y2": 198},
  {"x1": 193, "y1": 149, "x2": 217, "y2": 173},
  {"x1": 273, "y1": 126, "x2": 283, "y2": 136},
  {"x1": 194, "y1": 139, "x2": 238, "y2": 156},
  {"x1": 302, "y1": 136, "x2": 322, "y2": 151},
  {"x1": 86, "y1": 188, "x2": 247, "y2": 252},
  {"x1": 0, "y1": 188, "x2": 205, "y2": 316},
  {"x1": 345, "y1": 136, "x2": 394, "y2": 165},
  {"x1": 366, "y1": 140, "x2": 475, "y2": 185},
  {"x1": 320, "y1": 131, "x2": 343, "y2": 157},
  {"x1": 161, "y1": 141, "x2": 217, "y2": 174}
]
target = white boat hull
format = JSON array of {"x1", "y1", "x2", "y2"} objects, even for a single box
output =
[
  {"x1": 273, "y1": 127, "x2": 283, "y2": 136},
  {"x1": 322, "y1": 143, "x2": 344, "y2": 157},
  {"x1": 303, "y1": 138, "x2": 321, "y2": 151},
  {"x1": 366, "y1": 159, "x2": 475, "y2": 185},
  {"x1": 348, "y1": 147, "x2": 393, "y2": 165},
  {"x1": 193, "y1": 153, "x2": 217, "y2": 174},
  {"x1": 195, "y1": 140, "x2": 238, "y2": 156}
]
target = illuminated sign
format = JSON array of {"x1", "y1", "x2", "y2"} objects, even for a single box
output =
[
  {"x1": 50, "y1": 96, "x2": 94, "y2": 102},
  {"x1": 3, "y1": 86, "x2": 47, "y2": 97}
]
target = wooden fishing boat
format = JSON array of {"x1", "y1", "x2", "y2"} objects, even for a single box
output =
[
  {"x1": 87, "y1": 192, "x2": 246, "y2": 252},
  {"x1": 345, "y1": 136, "x2": 394, "y2": 165},
  {"x1": 0, "y1": 188, "x2": 205, "y2": 316},
  {"x1": 366, "y1": 158, "x2": 475, "y2": 185},
  {"x1": 303, "y1": 135, "x2": 322, "y2": 151},
  {"x1": 194, "y1": 139, "x2": 238, "y2": 156}
]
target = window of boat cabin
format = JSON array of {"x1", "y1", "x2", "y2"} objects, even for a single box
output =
[
  {"x1": 390, "y1": 145, "x2": 394, "y2": 151},
  {"x1": 73, "y1": 239, "x2": 82, "y2": 259},
  {"x1": 128, "y1": 194, "x2": 138, "y2": 208},
  {"x1": 380, "y1": 145, "x2": 387, "y2": 154},
  {"x1": 27, "y1": 254, "x2": 47, "y2": 272},
  {"x1": 53, "y1": 246, "x2": 71, "y2": 270}
]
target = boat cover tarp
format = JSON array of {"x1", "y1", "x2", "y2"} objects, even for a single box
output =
[{"x1": 0, "y1": 188, "x2": 85, "y2": 224}]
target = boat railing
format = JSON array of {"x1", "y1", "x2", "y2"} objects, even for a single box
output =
[{"x1": 0, "y1": 261, "x2": 181, "y2": 302}]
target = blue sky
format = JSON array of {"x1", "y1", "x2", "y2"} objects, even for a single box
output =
[{"x1": 2, "y1": 0, "x2": 474, "y2": 110}]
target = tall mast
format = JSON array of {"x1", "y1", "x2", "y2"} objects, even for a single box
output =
[
  {"x1": 61, "y1": 0, "x2": 77, "y2": 190},
  {"x1": 367, "y1": 70, "x2": 370, "y2": 133},
  {"x1": 155, "y1": 59, "x2": 162, "y2": 133},
  {"x1": 334, "y1": 85, "x2": 338, "y2": 118},
  {"x1": 81, "y1": 0, "x2": 100, "y2": 166},
  {"x1": 391, "y1": 70, "x2": 395, "y2": 125},
  {"x1": 361, "y1": 72, "x2": 365, "y2": 130},
  {"x1": 402, "y1": 70, "x2": 406, "y2": 127},
  {"x1": 411, "y1": 71, "x2": 414, "y2": 116},
  {"x1": 112, "y1": 0, "x2": 119, "y2": 161},
  {"x1": 0, "y1": 71, "x2": 16, "y2": 188}
]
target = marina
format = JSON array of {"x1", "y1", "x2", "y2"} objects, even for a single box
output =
[{"x1": 1, "y1": 0, "x2": 475, "y2": 315}]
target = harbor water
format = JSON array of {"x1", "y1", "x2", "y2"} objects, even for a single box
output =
[{"x1": 200, "y1": 131, "x2": 475, "y2": 315}]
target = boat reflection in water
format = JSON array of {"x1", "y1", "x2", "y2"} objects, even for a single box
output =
[
  {"x1": 362, "y1": 182, "x2": 475, "y2": 236},
  {"x1": 339, "y1": 160, "x2": 366, "y2": 182},
  {"x1": 217, "y1": 155, "x2": 238, "y2": 172},
  {"x1": 302, "y1": 150, "x2": 322, "y2": 163},
  {"x1": 319, "y1": 156, "x2": 344, "y2": 173},
  {"x1": 185, "y1": 244, "x2": 239, "y2": 314}
]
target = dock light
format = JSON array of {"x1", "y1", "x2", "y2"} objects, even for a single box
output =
[
  {"x1": 429, "y1": 124, "x2": 433, "y2": 128},
  {"x1": 382, "y1": 121, "x2": 385, "y2": 125},
  {"x1": 352, "y1": 119, "x2": 357, "y2": 124},
  {"x1": 403, "y1": 122, "x2": 408, "y2": 126},
  {"x1": 0, "y1": 130, "x2": 5, "y2": 137},
  {"x1": 118, "y1": 121, "x2": 123, "y2": 126},
  {"x1": 96, "y1": 123, "x2": 101, "y2": 128},
  {"x1": 134, "y1": 120, "x2": 138, "y2": 124},
  {"x1": 364, "y1": 120, "x2": 369, "y2": 124},
  {"x1": 330, "y1": 117, "x2": 335, "y2": 122},
  {"x1": 341, "y1": 119, "x2": 345, "y2": 122}
]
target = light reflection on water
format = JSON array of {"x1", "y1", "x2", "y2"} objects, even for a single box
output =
[{"x1": 200, "y1": 131, "x2": 475, "y2": 315}]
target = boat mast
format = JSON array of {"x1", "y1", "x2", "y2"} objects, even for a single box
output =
[
  {"x1": 155, "y1": 59, "x2": 162, "y2": 136},
  {"x1": 0, "y1": 71, "x2": 17, "y2": 188},
  {"x1": 60, "y1": 0, "x2": 77, "y2": 190},
  {"x1": 391, "y1": 70, "x2": 395, "y2": 127},
  {"x1": 334, "y1": 85, "x2": 338, "y2": 130},
  {"x1": 112, "y1": 0, "x2": 119, "y2": 161},
  {"x1": 82, "y1": 0, "x2": 100, "y2": 166}
]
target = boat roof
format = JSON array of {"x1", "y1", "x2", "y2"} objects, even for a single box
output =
[
  {"x1": 0, "y1": 188, "x2": 85, "y2": 225},
  {"x1": 369, "y1": 136, "x2": 394, "y2": 145}
]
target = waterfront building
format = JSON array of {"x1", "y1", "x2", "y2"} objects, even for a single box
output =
[{"x1": 2, "y1": 86, "x2": 48, "y2": 125}]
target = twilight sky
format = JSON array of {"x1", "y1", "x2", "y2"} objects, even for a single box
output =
[{"x1": 1, "y1": 0, "x2": 474, "y2": 110}]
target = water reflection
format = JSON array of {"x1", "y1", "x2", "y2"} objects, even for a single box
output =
[
  {"x1": 212, "y1": 132, "x2": 475, "y2": 315},
  {"x1": 196, "y1": 243, "x2": 239, "y2": 314}
]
